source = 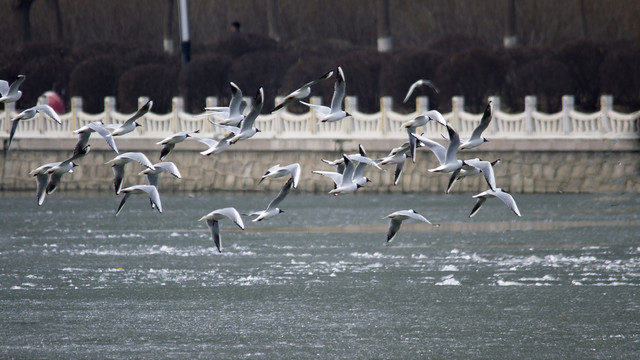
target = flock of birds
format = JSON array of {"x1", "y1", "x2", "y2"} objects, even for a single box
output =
[{"x1": 2, "y1": 67, "x2": 520, "y2": 252}]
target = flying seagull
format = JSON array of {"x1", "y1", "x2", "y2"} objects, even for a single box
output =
[
  {"x1": 271, "y1": 70, "x2": 333, "y2": 113},
  {"x1": 384, "y1": 209, "x2": 438, "y2": 243},
  {"x1": 73, "y1": 121, "x2": 119, "y2": 155},
  {"x1": 8, "y1": 104, "x2": 62, "y2": 149},
  {"x1": 403, "y1": 79, "x2": 438, "y2": 103},
  {"x1": 299, "y1": 66, "x2": 350, "y2": 123},
  {"x1": 0, "y1": 74, "x2": 26, "y2": 104},
  {"x1": 156, "y1": 130, "x2": 200, "y2": 160},
  {"x1": 110, "y1": 99, "x2": 153, "y2": 137},
  {"x1": 115, "y1": 185, "x2": 163, "y2": 216},
  {"x1": 258, "y1": 163, "x2": 302, "y2": 189},
  {"x1": 105, "y1": 152, "x2": 155, "y2": 194},
  {"x1": 469, "y1": 188, "x2": 521, "y2": 218},
  {"x1": 199, "y1": 207, "x2": 245, "y2": 253},
  {"x1": 244, "y1": 177, "x2": 294, "y2": 222},
  {"x1": 459, "y1": 100, "x2": 493, "y2": 150}
]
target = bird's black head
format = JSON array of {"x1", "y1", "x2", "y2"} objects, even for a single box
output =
[
  {"x1": 345, "y1": 112, "x2": 352, "y2": 117},
  {"x1": 279, "y1": 209, "x2": 285, "y2": 214},
  {"x1": 135, "y1": 122, "x2": 141, "y2": 127}
]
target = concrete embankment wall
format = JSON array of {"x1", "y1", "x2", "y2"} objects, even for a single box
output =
[{"x1": 1, "y1": 137, "x2": 639, "y2": 196}]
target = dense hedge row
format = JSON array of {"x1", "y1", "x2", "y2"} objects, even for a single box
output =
[{"x1": 1, "y1": 34, "x2": 638, "y2": 115}]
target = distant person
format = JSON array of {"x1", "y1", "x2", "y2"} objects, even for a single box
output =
[{"x1": 231, "y1": 21, "x2": 241, "y2": 33}]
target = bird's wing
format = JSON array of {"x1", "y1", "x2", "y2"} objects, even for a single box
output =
[
  {"x1": 464, "y1": 159, "x2": 497, "y2": 191},
  {"x1": 303, "y1": 70, "x2": 334, "y2": 88},
  {"x1": 218, "y1": 207, "x2": 245, "y2": 230},
  {"x1": 154, "y1": 162, "x2": 182, "y2": 178},
  {"x1": 405, "y1": 211, "x2": 432, "y2": 224},
  {"x1": 340, "y1": 154, "x2": 356, "y2": 185},
  {"x1": 131, "y1": 185, "x2": 162, "y2": 213},
  {"x1": 411, "y1": 133, "x2": 447, "y2": 165},
  {"x1": 312, "y1": 171, "x2": 343, "y2": 186},
  {"x1": 86, "y1": 122, "x2": 119, "y2": 153},
  {"x1": 495, "y1": 190, "x2": 521, "y2": 217},
  {"x1": 444, "y1": 124, "x2": 460, "y2": 165},
  {"x1": 348, "y1": 155, "x2": 382, "y2": 170},
  {"x1": 111, "y1": 164, "x2": 125, "y2": 195},
  {"x1": 386, "y1": 218, "x2": 403, "y2": 242},
  {"x1": 266, "y1": 177, "x2": 293, "y2": 210},
  {"x1": 33, "y1": 105, "x2": 62, "y2": 124},
  {"x1": 403, "y1": 79, "x2": 438, "y2": 103},
  {"x1": 159, "y1": 143, "x2": 175, "y2": 161},
  {"x1": 206, "y1": 219, "x2": 222, "y2": 253},
  {"x1": 122, "y1": 152, "x2": 155, "y2": 169},
  {"x1": 35, "y1": 173, "x2": 49, "y2": 206},
  {"x1": 393, "y1": 160, "x2": 405, "y2": 185},
  {"x1": 299, "y1": 101, "x2": 331, "y2": 115},
  {"x1": 241, "y1": 88, "x2": 264, "y2": 130},
  {"x1": 228, "y1": 82, "x2": 244, "y2": 117},
  {"x1": 8, "y1": 119, "x2": 21, "y2": 148},
  {"x1": 123, "y1": 99, "x2": 152, "y2": 126},
  {"x1": 285, "y1": 163, "x2": 301, "y2": 188},
  {"x1": 211, "y1": 122, "x2": 240, "y2": 134},
  {"x1": 446, "y1": 168, "x2": 462, "y2": 194},
  {"x1": 470, "y1": 101, "x2": 493, "y2": 140},
  {"x1": 424, "y1": 110, "x2": 447, "y2": 127},
  {"x1": 469, "y1": 197, "x2": 488, "y2": 218},
  {"x1": 0, "y1": 80, "x2": 8, "y2": 96},
  {"x1": 8, "y1": 75, "x2": 26, "y2": 96},
  {"x1": 115, "y1": 193, "x2": 132, "y2": 216},
  {"x1": 191, "y1": 136, "x2": 219, "y2": 148},
  {"x1": 270, "y1": 97, "x2": 293, "y2": 113},
  {"x1": 330, "y1": 67, "x2": 346, "y2": 112},
  {"x1": 45, "y1": 172, "x2": 64, "y2": 194}
]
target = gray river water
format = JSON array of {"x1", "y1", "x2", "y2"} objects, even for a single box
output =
[{"x1": 1, "y1": 191, "x2": 640, "y2": 359}]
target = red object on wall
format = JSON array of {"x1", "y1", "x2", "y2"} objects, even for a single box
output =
[{"x1": 43, "y1": 91, "x2": 65, "y2": 113}]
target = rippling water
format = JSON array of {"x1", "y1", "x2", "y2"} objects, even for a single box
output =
[{"x1": 1, "y1": 192, "x2": 640, "y2": 358}]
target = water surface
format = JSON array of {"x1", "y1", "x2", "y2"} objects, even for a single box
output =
[{"x1": 1, "y1": 192, "x2": 639, "y2": 358}]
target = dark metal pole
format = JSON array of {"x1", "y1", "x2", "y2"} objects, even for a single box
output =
[{"x1": 178, "y1": 0, "x2": 190, "y2": 63}]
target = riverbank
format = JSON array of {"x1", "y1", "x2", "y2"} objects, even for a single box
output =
[{"x1": 2, "y1": 137, "x2": 639, "y2": 194}]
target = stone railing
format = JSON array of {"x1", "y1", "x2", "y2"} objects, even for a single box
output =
[{"x1": 1, "y1": 94, "x2": 639, "y2": 141}]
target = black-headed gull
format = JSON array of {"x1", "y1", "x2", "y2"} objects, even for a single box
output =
[
  {"x1": 0, "y1": 74, "x2": 26, "y2": 103},
  {"x1": 446, "y1": 159, "x2": 500, "y2": 194},
  {"x1": 110, "y1": 99, "x2": 153, "y2": 137},
  {"x1": 469, "y1": 188, "x2": 521, "y2": 218},
  {"x1": 271, "y1": 70, "x2": 333, "y2": 113},
  {"x1": 43, "y1": 156, "x2": 80, "y2": 195},
  {"x1": 8, "y1": 104, "x2": 62, "y2": 149},
  {"x1": 377, "y1": 140, "x2": 423, "y2": 186},
  {"x1": 244, "y1": 177, "x2": 293, "y2": 222},
  {"x1": 199, "y1": 207, "x2": 245, "y2": 253},
  {"x1": 138, "y1": 162, "x2": 182, "y2": 188},
  {"x1": 212, "y1": 88, "x2": 263, "y2": 145},
  {"x1": 193, "y1": 134, "x2": 233, "y2": 156},
  {"x1": 326, "y1": 155, "x2": 360, "y2": 195},
  {"x1": 30, "y1": 159, "x2": 76, "y2": 206},
  {"x1": 157, "y1": 130, "x2": 200, "y2": 160},
  {"x1": 73, "y1": 121, "x2": 119, "y2": 155},
  {"x1": 258, "y1": 163, "x2": 301, "y2": 188},
  {"x1": 402, "y1": 79, "x2": 439, "y2": 103},
  {"x1": 384, "y1": 209, "x2": 438, "y2": 243},
  {"x1": 412, "y1": 124, "x2": 463, "y2": 173},
  {"x1": 205, "y1": 82, "x2": 245, "y2": 126},
  {"x1": 402, "y1": 109, "x2": 447, "y2": 163},
  {"x1": 299, "y1": 66, "x2": 350, "y2": 123},
  {"x1": 105, "y1": 152, "x2": 155, "y2": 194},
  {"x1": 115, "y1": 185, "x2": 162, "y2": 216},
  {"x1": 459, "y1": 101, "x2": 492, "y2": 150}
]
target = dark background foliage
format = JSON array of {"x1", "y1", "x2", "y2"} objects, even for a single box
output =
[{"x1": 1, "y1": 1, "x2": 639, "y2": 114}]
